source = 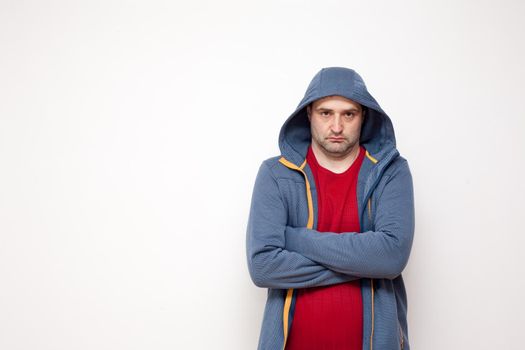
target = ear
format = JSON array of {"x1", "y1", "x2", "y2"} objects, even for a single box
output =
[{"x1": 306, "y1": 105, "x2": 311, "y2": 121}]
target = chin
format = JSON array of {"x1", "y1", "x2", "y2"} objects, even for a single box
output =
[{"x1": 322, "y1": 145, "x2": 350, "y2": 155}]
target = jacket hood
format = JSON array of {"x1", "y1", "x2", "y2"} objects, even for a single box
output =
[{"x1": 278, "y1": 67, "x2": 397, "y2": 166}]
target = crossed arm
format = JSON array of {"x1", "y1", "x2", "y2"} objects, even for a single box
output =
[
  {"x1": 246, "y1": 159, "x2": 414, "y2": 289},
  {"x1": 246, "y1": 162, "x2": 358, "y2": 289}
]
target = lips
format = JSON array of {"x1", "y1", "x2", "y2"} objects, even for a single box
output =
[{"x1": 328, "y1": 137, "x2": 345, "y2": 141}]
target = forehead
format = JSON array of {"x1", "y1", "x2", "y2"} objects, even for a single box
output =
[{"x1": 311, "y1": 95, "x2": 362, "y2": 109}]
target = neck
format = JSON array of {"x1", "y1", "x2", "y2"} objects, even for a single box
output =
[{"x1": 311, "y1": 142, "x2": 361, "y2": 174}]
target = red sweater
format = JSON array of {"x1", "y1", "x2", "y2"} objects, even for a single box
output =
[{"x1": 286, "y1": 145, "x2": 365, "y2": 350}]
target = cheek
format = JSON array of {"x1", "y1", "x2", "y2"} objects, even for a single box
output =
[
  {"x1": 311, "y1": 121, "x2": 326, "y2": 136},
  {"x1": 320, "y1": 126, "x2": 332, "y2": 136},
  {"x1": 346, "y1": 123, "x2": 362, "y2": 136}
]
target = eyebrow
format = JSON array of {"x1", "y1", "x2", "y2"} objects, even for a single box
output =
[{"x1": 315, "y1": 107, "x2": 360, "y2": 112}]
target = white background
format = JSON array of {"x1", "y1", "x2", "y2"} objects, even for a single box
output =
[{"x1": 1, "y1": 0, "x2": 524, "y2": 349}]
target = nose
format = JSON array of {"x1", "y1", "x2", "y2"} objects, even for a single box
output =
[{"x1": 331, "y1": 114, "x2": 343, "y2": 134}]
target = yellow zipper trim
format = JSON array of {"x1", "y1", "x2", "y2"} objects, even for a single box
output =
[
  {"x1": 282, "y1": 288, "x2": 294, "y2": 348},
  {"x1": 366, "y1": 150, "x2": 378, "y2": 164},
  {"x1": 278, "y1": 156, "x2": 315, "y2": 350},
  {"x1": 278, "y1": 157, "x2": 314, "y2": 229}
]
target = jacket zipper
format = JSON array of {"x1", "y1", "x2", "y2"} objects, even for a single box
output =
[
  {"x1": 279, "y1": 156, "x2": 381, "y2": 350},
  {"x1": 367, "y1": 197, "x2": 375, "y2": 350},
  {"x1": 368, "y1": 194, "x2": 404, "y2": 350},
  {"x1": 278, "y1": 157, "x2": 315, "y2": 350}
]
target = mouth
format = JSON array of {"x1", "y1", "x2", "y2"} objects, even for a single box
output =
[{"x1": 328, "y1": 137, "x2": 345, "y2": 142}]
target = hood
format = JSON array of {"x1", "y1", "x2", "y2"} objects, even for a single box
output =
[{"x1": 278, "y1": 67, "x2": 397, "y2": 166}]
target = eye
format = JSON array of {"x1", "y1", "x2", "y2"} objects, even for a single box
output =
[
  {"x1": 345, "y1": 112, "x2": 355, "y2": 118},
  {"x1": 320, "y1": 111, "x2": 330, "y2": 117}
]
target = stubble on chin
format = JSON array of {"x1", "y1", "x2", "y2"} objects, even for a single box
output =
[{"x1": 318, "y1": 139, "x2": 356, "y2": 157}]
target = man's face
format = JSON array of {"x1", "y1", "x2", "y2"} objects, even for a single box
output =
[{"x1": 307, "y1": 95, "x2": 365, "y2": 158}]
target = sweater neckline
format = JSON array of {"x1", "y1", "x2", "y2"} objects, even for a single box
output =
[{"x1": 307, "y1": 144, "x2": 365, "y2": 176}]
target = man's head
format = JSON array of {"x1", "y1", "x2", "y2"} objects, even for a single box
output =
[{"x1": 306, "y1": 95, "x2": 366, "y2": 159}]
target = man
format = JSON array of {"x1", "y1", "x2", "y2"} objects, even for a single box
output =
[{"x1": 246, "y1": 67, "x2": 415, "y2": 350}]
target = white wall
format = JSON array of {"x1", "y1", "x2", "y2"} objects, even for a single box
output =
[{"x1": 1, "y1": 0, "x2": 524, "y2": 349}]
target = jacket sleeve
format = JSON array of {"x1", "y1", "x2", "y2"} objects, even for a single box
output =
[
  {"x1": 284, "y1": 159, "x2": 415, "y2": 280},
  {"x1": 246, "y1": 161, "x2": 359, "y2": 289}
]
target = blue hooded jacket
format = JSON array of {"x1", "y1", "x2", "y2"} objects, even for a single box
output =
[{"x1": 246, "y1": 67, "x2": 415, "y2": 350}]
